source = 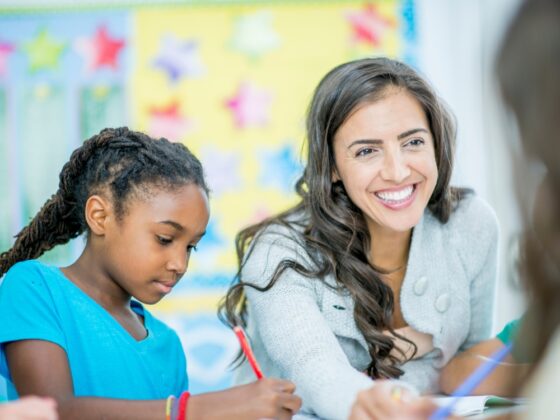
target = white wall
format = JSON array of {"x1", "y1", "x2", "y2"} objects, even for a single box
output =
[{"x1": 416, "y1": 0, "x2": 525, "y2": 332}]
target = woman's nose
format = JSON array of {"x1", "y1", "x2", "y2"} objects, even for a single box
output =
[{"x1": 380, "y1": 150, "x2": 411, "y2": 183}]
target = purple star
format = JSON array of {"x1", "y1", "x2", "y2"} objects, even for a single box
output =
[{"x1": 153, "y1": 34, "x2": 205, "y2": 83}]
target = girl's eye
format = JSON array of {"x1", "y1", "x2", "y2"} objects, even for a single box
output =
[
  {"x1": 356, "y1": 147, "x2": 376, "y2": 157},
  {"x1": 406, "y1": 138, "x2": 425, "y2": 147},
  {"x1": 187, "y1": 245, "x2": 198, "y2": 253},
  {"x1": 157, "y1": 236, "x2": 173, "y2": 245}
]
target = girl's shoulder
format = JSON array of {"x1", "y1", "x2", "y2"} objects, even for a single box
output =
[{"x1": 2, "y1": 259, "x2": 58, "y2": 286}]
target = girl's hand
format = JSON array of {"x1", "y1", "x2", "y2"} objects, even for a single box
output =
[
  {"x1": 188, "y1": 377, "x2": 302, "y2": 420},
  {"x1": 0, "y1": 396, "x2": 58, "y2": 420},
  {"x1": 349, "y1": 381, "x2": 442, "y2": 420}
]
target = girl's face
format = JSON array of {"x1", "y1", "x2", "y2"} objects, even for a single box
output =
[
  {"x1": 332, "y1": 87, "x2": 438, "y2": 237},
  {"x1": 103, "y1": 183, "x2": 209, "y2": 304}
]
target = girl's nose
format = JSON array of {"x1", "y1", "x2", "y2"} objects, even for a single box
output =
[{"x1": 167, "y1": 249, "x2": 188, "y2": 276}]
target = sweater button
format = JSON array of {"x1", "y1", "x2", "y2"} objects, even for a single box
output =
[
  {"x1": 413, "y1": 276, "x2": 428, "y2": 295},
  {"x1": 435, "y1": 293, "x2": 450, "y2": 312}
]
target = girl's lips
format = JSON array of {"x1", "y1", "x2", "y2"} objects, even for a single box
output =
[{"x1": 154, "y1": 281, "x2": 174, "y2": 294}]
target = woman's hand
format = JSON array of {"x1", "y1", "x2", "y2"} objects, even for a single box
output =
[
  {"x1": 188, "y1": 377, "x2": 302, "y2": 420},
  {"x1": 0, "y1": 396, "x2": 58, "y2": 420},
  {"x1": 348, "y1": 381, "x2": 440, "y2": 420}
]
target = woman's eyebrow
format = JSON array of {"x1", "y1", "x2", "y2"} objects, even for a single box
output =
[
  {"x1": 397, "y1": 128, "x2": 429, "y2": 140},
  {"x1": 347, "y1": 139, "x2": 383, "y2": 149}
]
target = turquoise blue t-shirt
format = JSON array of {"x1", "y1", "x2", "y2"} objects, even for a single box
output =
[{"x1": 0, "y1": 260, "x2": 188, "y2": 400}]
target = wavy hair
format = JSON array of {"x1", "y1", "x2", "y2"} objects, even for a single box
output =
[
  {"x1": 220, "y1": 57, "x2": 467, "y2": 379},
  {"x1": 0, "y1": 127, "x2": 208, "y2": 277}
]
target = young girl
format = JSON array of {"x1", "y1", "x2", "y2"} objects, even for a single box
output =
[
  {"x1": 0, "y1": 128, "x2": 301, "y2": 420},
  {"x1": 221, "y1": 58, "x2": 499, "y2": 419}
]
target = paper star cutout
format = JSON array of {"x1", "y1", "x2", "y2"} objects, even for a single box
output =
[
  {"x1": 200, "y1": 148, "x2": 241, "y2": 195},
  {"x1": 0, "y1": 42, "x2": 14, "y2": 77},
  {"x1": 23, "y1": 29, "x2": 65, "y2": 72},
  {"x1": 346, "y1": 4, "x2": 396, "y2": 47},
  {"x1": 259, "y1": 145, "x2": 302, "y2": 192},
  {"x1": 230, "y1": 10, "x2": 280, "y2": 59},
  {"x1": 225, "y1": 82, "x2": 272, "y2": 129},
  {"x1": 75, "y1": 25, "x2": 125, "y2": 72},
  {"x1": 148, "y1": 101, "x2": 195, "y2": 142},
  {"x1": 153, "y1": 35, "x2": 205, "y2": 83}
]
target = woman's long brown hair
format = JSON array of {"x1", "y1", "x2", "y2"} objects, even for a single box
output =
[{"x1": 220, "y1": 57, "x2": 469, "y2": 379}]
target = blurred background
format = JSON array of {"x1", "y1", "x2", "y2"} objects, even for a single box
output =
[{"x1": 0, "y1": 0, "x2": 524, "y2": 396}]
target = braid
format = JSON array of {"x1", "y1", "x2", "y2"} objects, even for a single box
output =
[{"x1": 0, "y1": 127, "x2": 207, "y2": 277}]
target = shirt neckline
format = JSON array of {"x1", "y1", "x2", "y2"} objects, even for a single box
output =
[{"x1": 53, "y1": 265, "x2": 153, "y2": 345}]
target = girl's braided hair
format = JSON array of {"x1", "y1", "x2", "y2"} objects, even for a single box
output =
[{"x1": 0, "y1": 127, "x2": 208, "y2": 277}]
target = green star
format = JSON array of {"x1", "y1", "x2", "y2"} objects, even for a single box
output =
[{"x1": 24, "y1": 29, "x2": 65, "y2": 72}]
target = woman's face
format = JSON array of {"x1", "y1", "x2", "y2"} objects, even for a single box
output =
[{"x1": 332, "y1": 87, "x2": 438, "y2": 236}]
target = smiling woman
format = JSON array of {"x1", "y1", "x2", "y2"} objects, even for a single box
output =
[{"x1": 221, "y1": 57, "x2": 499, "y2": 420}]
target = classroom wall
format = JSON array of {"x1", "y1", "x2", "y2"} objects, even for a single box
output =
[
  {"x1": 0, "y1": 0, "x2": 525, "y2": 398},
  {"x1": 0, "y1": 0, "x2": 417, "y2": 395}
]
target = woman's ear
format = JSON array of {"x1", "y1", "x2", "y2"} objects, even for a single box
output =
[
  {"x1": 332, "y1": 167, "x2": 341, "y2": 183},
  {"x1": 84, "y1": 195, "x2": 112, "y2": 236}
]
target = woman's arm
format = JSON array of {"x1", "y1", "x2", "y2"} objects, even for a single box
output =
[
  {"x1": 241, "y1": 230, "x2": 373, "y2": 420},
  {"x1": 6, "y1": 340, "x2": 301, "y2": 420}
]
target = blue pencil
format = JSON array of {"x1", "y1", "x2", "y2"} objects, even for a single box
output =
[{"x1": 429, "y1": 342, "x2": 514, "y2": 420}]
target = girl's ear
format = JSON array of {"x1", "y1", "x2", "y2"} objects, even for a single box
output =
[{"x1": 85, "y1": 195, "x2": 111, "y2": 235}]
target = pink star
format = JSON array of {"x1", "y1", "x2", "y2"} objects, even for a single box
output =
[
  {"x1": 76, "y1": 25, "x2": 125, "y2": 72},
  {"x1": 225, "y1": 82, "x2": 272, "y2": 129},
  {"x1": 346, "y1": 4, "x2": 395, "y2": 47},
  {"x1": 0, "y1": 42, "x2": 14, "y2": 77},
  {"x1": 148, "y1": 101, "x2": 195, "y2": 142}
]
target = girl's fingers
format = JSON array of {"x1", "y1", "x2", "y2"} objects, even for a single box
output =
[{"x1": 278, "y1": 392, "x2": 303, "y2": 412}]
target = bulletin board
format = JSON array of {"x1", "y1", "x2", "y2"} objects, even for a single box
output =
[{"x1": 0, "y1": 0, "x2": 416, "y2": 393}]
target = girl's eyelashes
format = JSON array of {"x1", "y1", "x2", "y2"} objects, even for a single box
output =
[
  {"x1": 157, "y1": 236, "x2": 198, "y2": 253},
  {"x1": 157, "y1": 235, "x2": 173, "y2": 245}
]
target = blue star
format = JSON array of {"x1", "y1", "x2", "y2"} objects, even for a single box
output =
[{"x1": 259, "y1": 144, "x2": 303, "y2": 193}]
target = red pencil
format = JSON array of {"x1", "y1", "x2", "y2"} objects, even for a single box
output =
[{"x1": 233, "y1": 326, "x2": 264, "y2": 379}]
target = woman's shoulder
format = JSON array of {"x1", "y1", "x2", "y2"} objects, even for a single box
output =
[
  {"x1": 441, "y1": 193, "x2": 499, "y2": 267},
  {"x1": 252, "y1": 210, "x2": 309, "y2": 247},
  {"x1": 444, "y1": 193, "x2": 499, "y2": 239}
]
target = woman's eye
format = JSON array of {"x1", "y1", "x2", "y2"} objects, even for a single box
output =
[
  {"x1": 157, "y1": 236, "x2": 173, "y2": 245},
  {"x1": 406, "y1": 138, "x2": 425, "y2": 147},
  {"x1": 187, "y1": 245, "x2": 198, "y2": 253},
  {"x1": 356, "y1": 147, "x2": 376, "y2": 157}
]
